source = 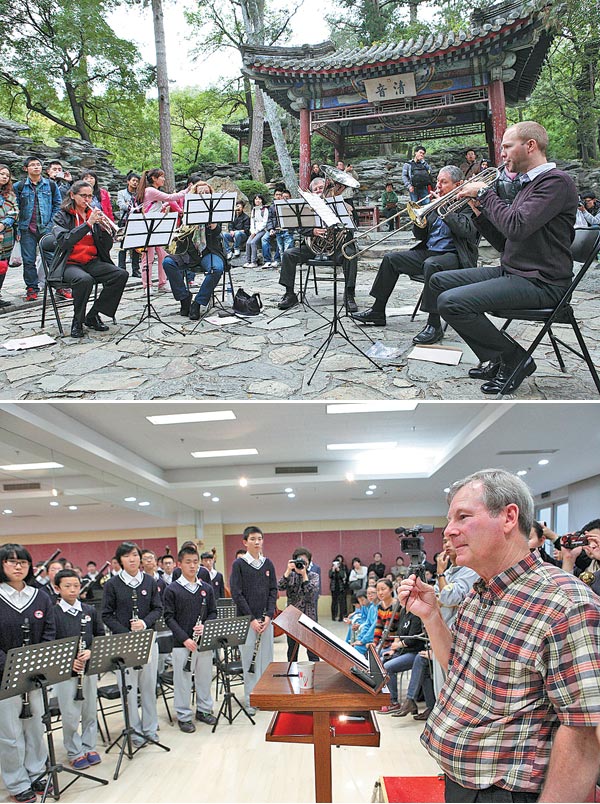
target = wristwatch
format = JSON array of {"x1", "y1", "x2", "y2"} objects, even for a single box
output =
[
  {"x1": 438, "y1": 573, "x2": 446, "y2": 578},
  {"x1": 476, "y1": 185, "x2": 491, "y2": 201}
]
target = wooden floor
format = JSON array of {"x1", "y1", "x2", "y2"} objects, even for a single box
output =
[{"x1": 0, "y1": 621, "x2": 440, "y2": 803}]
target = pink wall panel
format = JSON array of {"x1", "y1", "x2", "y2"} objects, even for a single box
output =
[{"x1": 24, "y1": 537, "x2": 179, "y2": 570}]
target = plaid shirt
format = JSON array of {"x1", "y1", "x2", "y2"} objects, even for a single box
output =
[
  {"x1": 277, "y1": 570, "x2": 319, "y2": 620},
  {"x1": 422, "y1": 552, "x2": 600, "y2": 793}
]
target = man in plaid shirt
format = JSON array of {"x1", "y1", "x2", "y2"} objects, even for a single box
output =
[{"x1": 399, "y1": 468, "x2": 600, "y2": 803}]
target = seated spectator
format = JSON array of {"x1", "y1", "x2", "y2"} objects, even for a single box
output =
[
  {"x1": 261, "y1": 189, "x2": 283, "y2": 269},
  {"x1": 0, "y1": 164, "x2": 18, "y2": 308},
  {"x1": 370, "y1": 579, "x2": 400, "y2": 659},
  {"x1": 379, "y1": 604, "x2": 423, "y2": 714},
  {"x1": 275, "y1": 189, "x2": 294, "y2": 259},
  {"x1": 344, "y1": 590, "x2": 369, "y2": 645},
  {"x1": 393, "y1": 648, "x2": 436, "y2": 720},
  {"x1": 348, "y1": 557, "x2": 368, "y2": 595},
  {"x1": 368, "y1": 552, "x2": 386, "y2": 579},
  {"x1": 380, "y1": 182, "x2": 399, "y2": 231},
  {"x1": 351, "y1": 586, "x2": 378, "y2": 653},
  {"x1": 243, "y1": 194, "x2": 268, "y2": 268},
  {"x1": 390, "y1": 556, "x2": 409, "y2": 580},
  {"x1": 222, "y1": 200, "x2": 250, "y2": 257}
]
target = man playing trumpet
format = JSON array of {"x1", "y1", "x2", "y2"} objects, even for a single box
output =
[
  {"x1": 352, "y1": 166, "x2": 478, "y2": 345},
  {"x1": 50, "y1": 180, "x2": 128, "y2": 338}
]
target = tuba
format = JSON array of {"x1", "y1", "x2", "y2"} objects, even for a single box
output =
[{"x1": 306, "y1": 165, "x2": 358, "y2": 257}]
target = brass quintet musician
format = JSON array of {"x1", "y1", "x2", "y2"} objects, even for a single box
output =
[
  {"x1": 277, "y1": 171, "x2": 359, "y2": 312},
  {"x1": 49, "y1": 180, "x2": 128, "y2": 339},
  {"x1": 352, "y1": 165, "x2": 479, "y2": 345}
]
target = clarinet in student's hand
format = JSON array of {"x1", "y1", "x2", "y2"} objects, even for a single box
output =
[
  {"x1": 183, "y1": 595, "x2": 207, "y2": 673},
  {"x1": 19, "y1": 618, "x2": 33, "y2": 719},
  {"x1": 74, "y1": 616, "x2": 87, "y2": 701},
  {"x1": 248, "y1": 610, "x2": 266, "y2": 675},
  {"x1": 131, "y1": 588, "x2": 139, "y2": 623}
]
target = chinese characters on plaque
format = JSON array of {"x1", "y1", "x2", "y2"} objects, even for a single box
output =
[{"x1": 364, "y1": 73, "x2": 417, "y2": 102}]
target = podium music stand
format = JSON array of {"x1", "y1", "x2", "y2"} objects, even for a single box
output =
[
  {"x1": 0, "y1": 636, "x2": 108, "y2": 802},
  {"x1": 87, "y1": 631, "x2": 170, "y2": 780},
  {"x1": 251, "y1": 607, "x2": 390, "y2": 803},
  {"x1": 116, "y1": 211, "x2": 182, "y2": 344},
  {"x1": 195, "y1": 616, "x2": 254, "y2": 732}
]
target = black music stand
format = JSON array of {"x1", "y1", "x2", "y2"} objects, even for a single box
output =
[
  {"x1": 116, "y1": 211, "x2": 182, "y2": 344},
  {"x1": 196, "y1": 616, "x2": 254, "y2": 732},
  {"x1": 216, "y1": 599, "x2": 237, "y2": 619},
  {"x1": 0, "y1": 636, "x2": 108, "y2": 802},
  {"x1": 87, "y1": 631, "x2": 170, "y2": 781}
]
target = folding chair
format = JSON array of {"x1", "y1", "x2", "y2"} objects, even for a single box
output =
[{"x1": 491, "y1": 228, "x2": 600, "y2": 396}]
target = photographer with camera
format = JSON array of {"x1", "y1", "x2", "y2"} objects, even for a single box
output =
[
  {"x1": 329, "y1": 555, "x2": 348, "y2": 621},
  {"x1": 560, "y1": 519, "x2": 600, "y2": 596},
  {"x1": 277, "y1": 548, "x2": 321, "y2": 661}
]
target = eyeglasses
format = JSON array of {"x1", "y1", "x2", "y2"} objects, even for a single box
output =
[
  {"x1": 75, "y1": 193, "x2": 93, "y2": 199},
  {"x1": 4, "y1": 559, "x2": 29, "y2": 567}
]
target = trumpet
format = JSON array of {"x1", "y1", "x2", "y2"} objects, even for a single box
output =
[
  {"x1": 342, "y1": 165, "x2": 502, "y2": 261},
  {"x1": 86, "y1": 203, "x2": 122, "y2": 237}
]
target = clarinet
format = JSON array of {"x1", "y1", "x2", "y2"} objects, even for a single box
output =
[
  {"x1": 183, "y1": 595, "x2": 207, "y2": 674},
  {"x1": 377, "y1": 598, "x2": 400, "y2": 657},
  {"x1": 131, "y1": 589, "x2": 139, "y2": 623},
  {"x1": 33, "y1": 548, "x2": 61, "y2": 579},
  {"x1": 248, "y1": 610, "x2": 266, "y2": 675},
  {"x1": 74, "y1": 616, "x2": 87, "y2": 701},
  {"x1": 19, "y1": 618, "x2": 33, "y2": 719}
]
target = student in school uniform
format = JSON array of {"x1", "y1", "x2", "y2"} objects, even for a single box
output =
[
  {"x1": 101, "y1": 541, "x2": 163, "y2": 746},
  {"x1": 53, "y1": 569, "x2": 104, "y2": 769},
  {"x1": 200, "y1": 551, "x2": 225, "y2": 601},
  {"x1": 163, "y1": 545, "x2": 218, "y2": 732},
  {"x1": 229, "y1": 526, "x2": 278, "y2": 715},
  {"x1": 0, "y1": 543, "x2": 56, "y2": 803}
]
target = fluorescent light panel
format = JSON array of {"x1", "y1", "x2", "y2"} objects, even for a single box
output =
[
  {"x1": 327, "y1": 402, "x2": 418, "y2": 414},
  {"x1": 146, "y1": 411, "x2": 236, "y2": 425},
  {"x1": 327, "y1": 442, "x2": 397, "y2": 451},
  {"x1": 191, "y1": 448, "x2": 258, "y2": 459},
  {"x1": 0, "y1": 462, "x2": 64, "y2": 471}
]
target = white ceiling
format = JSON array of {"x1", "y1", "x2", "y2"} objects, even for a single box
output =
[{"x1": 0, "y1": 401, "x2": 598, "y2": 536}]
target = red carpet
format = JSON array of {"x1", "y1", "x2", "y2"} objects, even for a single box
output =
[{"x1": 377, "y1": 776, "x2": 445, "y2": 803}]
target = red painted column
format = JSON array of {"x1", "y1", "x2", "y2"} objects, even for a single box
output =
[
  {"x1": 299, "y1": 106, "x2": 311, "y2": 190},
  {"x1": 488, "y1": 78, "x2": 507, "y2": 166}
]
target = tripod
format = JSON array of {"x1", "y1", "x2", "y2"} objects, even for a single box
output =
[{"x1": 213, "y1": 637, "x2": 256, "y2": 732}]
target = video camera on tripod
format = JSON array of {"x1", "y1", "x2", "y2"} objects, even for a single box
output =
[{"x1": 395, "y1": 524, "x2": 435, "y2": 580}]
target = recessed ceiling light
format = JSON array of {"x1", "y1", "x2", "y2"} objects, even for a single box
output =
[
  {"x1": 2, "y1": 509, "x2": 13, "y2": 514},
  {"x1": 239, "y1": 477, "x2": 248, "y2": 488},
  {"x1": 191, "y1": 449, "x2": 258, "y2": 458},
  {"x1": 365, "y1": 490, "x2": 374, "y2": 496},
  {"x1": 327, "y1": 442, "x2": 397, "y2": 451},
  {"x1": 203, "y1": 492, "x2": 212, "y2": 498},
  {"x1": 211, "y1": 497, "x2": 220, "y2": 503},
  {"x1": 138, "y1": 501, "x2": 150, "y2": 507},
  {"x1": 51, "y1": 488, "x2": 58, "y2": 497},
  {"x1": 326, "y1": 402, "x2": 418, "y2": 414},
  {"x1": 368, "y1": 484, "x2": 377, "y2": 490},
  {"x1": 284, "y1": 487, "x2": 293, "y2": 493},
  {"x1": 0, "y1": 462, "x2": 64, "y2": 471},
  {"x1": 346, "y1": 472, "x2": 355, "y2": 482},
  {"x1": 517, "y1": 470, "x2": 527, "y2": 476},
  {"x1": 538, "y1": 459, "x2": 549, "y2": 466},
  {"x1": 49, "y1": 501, "x2": 60, "y2": 507},
  {"x1": 124, "y1": 496, "x2": 137, "y2": 502},
  {"x1": 443, "y1": 487, "x2": 450, "y2": 494},
  {"x1": 68, "y1": 505, "x2": 78, "y2": 511},
  {"x1": 146, "y1": 411, "x2": 236, "y2": 425},
  {"x1": 287, "y1": 493, "x2": 296, "y2": 499}
]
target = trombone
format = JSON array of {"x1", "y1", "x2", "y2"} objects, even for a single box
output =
[{"x1": 342, "y1": 165, "x2": 502, "y2": 261}]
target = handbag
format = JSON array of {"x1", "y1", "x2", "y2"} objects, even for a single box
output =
[
  {"x1": 233, "y1": 287, "x2": 263, "y2": 316},
  {"x1": 9, "y1": 239, "x2": 21, "y2": 267}
]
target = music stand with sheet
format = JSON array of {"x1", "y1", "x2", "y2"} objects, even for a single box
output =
[
  {"x1": 196, "y1": 616, "x2": 253, "y2": 731},
  {"x1": 0, "y1": 636, "x2": 108, "y2": 802},
  {"x1": 87, "y1": 630, "x2": 170, "y2": 780},
  {"x1": 116, "y1": 211, "x2": 182, "y2": 344},
  {"x1": 216, "y1": 599, "x2": 237, "y2": 619}
]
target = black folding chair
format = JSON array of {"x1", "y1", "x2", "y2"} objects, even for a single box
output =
[{"x1": 491, "y1": 227, "x2": 600, "y2": 396}]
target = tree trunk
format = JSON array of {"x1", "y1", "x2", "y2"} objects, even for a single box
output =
[
  {"x1": 263, "y1": 94, "x2": 298, "y2": 192},
  {"x1": 64, "y1": 81, "x2": 92, "y2": 142},
  {"x1": 151, "y1": 0, "x2": 175, "y2": 190},
  {"x1": 248, "y1": 86, "x2": 266, "y2": 182}
]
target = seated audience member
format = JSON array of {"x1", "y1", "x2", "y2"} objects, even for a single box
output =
[
  {"x1": 222, "y1": 200, "x2": 250, "y2": 257},
  {"x1": 395, "y1": 648, "x2": 437, "y2": 721},
  {"x1": 50, "y1": 180, "x2": 128, "y2": 339},
  {"x1": 428, "y1": 121, "x2": 579, "y2": 395},
  {"x1": 528, "y1": 520, "x2": 560, "y2": 566},
  {"x1": 381, "y1": 182, "x2": 399, "y2": 231},
  {"x1": 348, "y1": 557, "x2": 368, "y2": 595},
  {"x1": 261, "y1": 189, "x2": 283, "y2": 268},
  {"x1": 351, "y1": 586, "x2": 379, "y2": 653},
  {"x1": 352, "y1": 166, "x2": 478, "y2": 345},
  {"x1": 380, "y1": 604, "x2": 422, "y2": 713},
  {"x1": 390, "y1": 556, "x2": 409, "y2": 580},
  {"x1": 370, "y1": 579, "x2": 400, "y2": 659},
  {"x1": 243, "y1": 194, "x2": 269, "y2": 268},
  {"x1": 368, "y1": 552, "x2": 386, "y2": 579},
  {"x1": 276, "y1": 189, "x2": 295, "y2": 256},
  {"x1": 581, "y1": 191, "x2": 600, "y2": 216},
  {"x1": 344, "y1": 590, "x2": 369, "y2": 644}
]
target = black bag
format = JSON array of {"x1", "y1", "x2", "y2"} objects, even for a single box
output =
[{"x1": 233, "y1": 288, "x2": 263, "y2": 316}]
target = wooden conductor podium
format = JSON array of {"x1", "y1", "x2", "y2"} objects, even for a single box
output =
[{"x1": 250, "y1": 606, "x2": 390, "y2": 803}]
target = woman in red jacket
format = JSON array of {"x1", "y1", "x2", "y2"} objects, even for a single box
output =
[{"x1": 80, "y1": 171, "x2": 115, "y2": 221}]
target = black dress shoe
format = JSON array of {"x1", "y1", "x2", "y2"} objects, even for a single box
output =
[
  {"x1": 84, "y1": 312, "x2": 109, "y2": 331},
  {"x1": 180, "y1": 294, "x2": 192, "y2": 316},
  {"x1": 189, "y1": 301, "x2": 201, "y2": 320},
  {"x1": 351, "y1": 307, "x2": 386, "y2": 326},
  {"x1": 70, "y1": 319, "x2": 85, "y2": 338},
  {"x1": 468, "y1": 359, "x2": 501, "y2": 380},
  {"x1": 132, "y1": 270, "x2": 142, "y2": 278},
  {"x1": 412, "y1": 324, "x2": 444, "y2": 345},
  {"x1": 481, "y1": 356, "x2": 537, "y2": 395},
  {"x1": 344, "y1": 291, "x2": 358, "y2": 313},
  {"x1": 278, "y1": 290, "x2": 298, "y2": 310}
]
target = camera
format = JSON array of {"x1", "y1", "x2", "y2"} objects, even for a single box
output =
[
  {"x1": 560, "y1": 531, "x2": 589, "y2": 549},
  {"x1": 292, "y1": 557, "x2": 307, "y2": 570},
  {"x1": 395, "y1": 524, "x2": 434, "y2": 580}
]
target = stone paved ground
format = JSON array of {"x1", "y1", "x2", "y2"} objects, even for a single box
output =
[{"x1": 0, "y1": 232, "x2": 599, "y2": 400}]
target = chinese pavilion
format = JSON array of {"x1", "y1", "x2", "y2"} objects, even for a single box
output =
[{"x1": 241, "y1": 0, "x2": 556, "y2": 187}]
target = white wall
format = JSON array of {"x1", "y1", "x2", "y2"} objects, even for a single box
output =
[{"x1": 567, "y1": 474, "x2": 600, "y2": 530}]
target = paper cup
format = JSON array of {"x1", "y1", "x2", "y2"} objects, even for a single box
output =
[{"x1": 297, "y1": 661, "x2": 315, "y2": 690}]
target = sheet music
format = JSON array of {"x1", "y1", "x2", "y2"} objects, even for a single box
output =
[
  {"x1": 121, "y1": 211, "x2": 178, "y2": 249},
  {"x1": 298, "y1": 613, "x2": 369, "y2": 668},
  {"x1": 298, "y1": 189, "x2": 341, "y2": 228},
  {"x1": 184, "y1": 192, "x2": 237, "y2": 224}
]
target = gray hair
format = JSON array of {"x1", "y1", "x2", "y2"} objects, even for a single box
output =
[
  {"x1": 309, "y1": 176, "x2": 324, "y2": 192},
  {"x1": 447, "y1": 468, "x2": 534, "y2": 537},
  {"x1": 438, "y1": 165, "x2": 463, "y2": 184}
]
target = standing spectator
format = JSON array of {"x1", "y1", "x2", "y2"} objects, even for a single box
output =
[
  {"x1": 581, "y1": 191, "x2": 600, "y2": 216},
  {"x1": 116, "y1": 171, "x2": 141, "y2": 277},
  {"x1": 243, "y1": 194, "x2": 269, "y2": 269},
  {"x1": 261, "y1": 189, "x2": 283, "y2": 268},
  {"x1": 200, "y1": 550, "x2": 225, "y2": 600},
  {"x1": 368, "y1": 552, "x2": 386, "y2": 579},
  {"x1": 336, "y1": 160, "x2": 359, "y2": 221},
  {"x1": 0, "y1": 164, "x2": 18, "y2": 308},
  {"x1": 380, "y1": 181, "x2": 399, "y2": 231},
  {"x1": 80, "y1": 171, "x2": 114, "y2": 222},
  {"x1": 222, "y1": 200, "x2": 250, "y2": 257},
  {"x1": 310, "y1": 163, "x2": 324, "y2": 182},
  {"x1": 402, "y1": 146, "x2": 433, "y2": 203},
  {"x1": 276, "y1": 189, "x2": 295, "y2": 258},
  {"x1": 460, "y1": 148, "x2": 482, "y2": 179},
  {"x1": 46, "y1": 161, "x2": 72, "y2": 200},
  {"x1": 277, "y1": 547, "x2": 320, "y2": 661},
  {"x1": 329, "y1": 554, "x2": 348, "y2": 621},
  {"x1": 14, "y1": 156, "x2": 62, "y2": 301}
]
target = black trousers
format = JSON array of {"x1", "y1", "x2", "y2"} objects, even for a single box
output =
[
  {"x1": 429, "y1": 264, "x2": 566, "y2": 363},
  {"x1": 445, "y1": 777, "x2": 538, "y2": 803},
  {"x1": 370, "y1": 249, "x2": 460, "y2": 312},
  {"x1": 63, "y1": 259, "x2": 128, "y2": 324},
  {"x1": 279, "y1": 244, "x2": 357, "y2": 293},
  {"x1": 331, "y1": 590, "x2": 347, "y2": 621},
  {"x1": 286, "y1": 635, "x2": 320, "y2": 663}
]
